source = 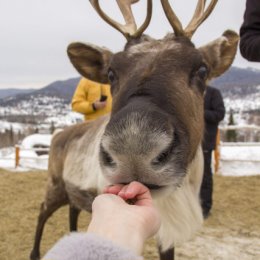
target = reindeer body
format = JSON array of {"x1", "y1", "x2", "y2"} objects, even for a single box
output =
[{"x1": 30, "y1": 1, "x2": 239, "y2": 260}]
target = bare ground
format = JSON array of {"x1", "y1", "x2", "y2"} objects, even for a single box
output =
[{"x1": 0, "y1": 169, "x2": 259, "y2": 260}]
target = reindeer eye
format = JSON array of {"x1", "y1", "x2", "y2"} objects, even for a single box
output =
[
  {"x1": 107, "y1": 69, "x2": 116, "y2": 83},
  {"x1": 197, "y1": 65, "x2": 208, "y2": 81}
]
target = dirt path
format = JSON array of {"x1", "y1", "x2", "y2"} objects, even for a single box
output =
[{"x1": 0, "y1": 169, "x2": 259, "y2": 260}]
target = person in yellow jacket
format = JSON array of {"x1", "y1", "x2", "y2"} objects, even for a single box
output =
[{"x1": 71, "y1": 77, "x2": 112, "y2": 121}]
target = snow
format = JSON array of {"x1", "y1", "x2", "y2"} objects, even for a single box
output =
[
  {"x1": 0, "y1": 112, "x2": 83, "y2": 135},
  {"x1": 21, "y1": 133, "x2": 52, "y2": 148},
  {"x1": 224, "y1": 94, "x2": 260, "y2": 113},
  {"x1": 218, "y1": 143, "x2": 260, "y2": 176},
  {"x1": 44, "y1": 111, "x2": 84, "y2": 126},
  {"x1": 0, "y1": 120, "x2": 26, "y2": 133},
  {"x1": 0, "y1": 134, "x2": 52, "y2": 171},
  {"x1": 223, "y1": 86, "x2": 260, "y2": 113},
  {"x1": 0, "y1": 134, "x2": 260, "y2": 176}
]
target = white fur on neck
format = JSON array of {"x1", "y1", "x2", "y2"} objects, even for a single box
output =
[{"x1": 154, "y1": 146, "x2": 204, "y2": 251}]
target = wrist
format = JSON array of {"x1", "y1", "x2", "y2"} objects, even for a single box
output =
[{"x1": 87, "y1": 219, "x2": 145, "y2": 255}]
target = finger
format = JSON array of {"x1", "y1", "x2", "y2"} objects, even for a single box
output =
[
  {"x1": 123, "y1": 181, "x2": 153, "y2": 207},
  {"x1": 103, "y1": 184, "x2": 124, "y2": 195},
  {"x1": 118, "y1": 185, "x2": 130, "y2": 200}
]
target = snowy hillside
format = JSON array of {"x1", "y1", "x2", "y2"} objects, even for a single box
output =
[
  {"x1": 0, "y1": 66, "x2": 259, "y2": 148},
  {"x1": 0, "y1": 96, "x2": 68, "y2": 116},
  {"x1": 0, "y1": 77, "x2": 80, "y2": 105},
  {"x1": 0, "y1": 95, "x2": 84, "y2": 133},
  {"x1": 224, "y1": 86, "x2": 260, "y2": 113}
]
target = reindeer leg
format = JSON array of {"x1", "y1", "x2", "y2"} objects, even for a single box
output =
[
  {"x1": 30, "y1": 183, "x2": 68, "y2": 260},
  {"x1": 69, "y1": 205, "x2": 81, "y2": 231},
  {"x1": 159, "y1": 246, "x2": 175, "y2": 260}
]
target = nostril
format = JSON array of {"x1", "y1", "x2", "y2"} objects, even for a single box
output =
[
  {"x1": 152, "y1": 146, "x2": 171, "y2": 165},
  {"x1": 100, "y1": 145, "x2": 116, "y2": 167},
  {"x1": 154, "y1": 151, "x2": 169, "y2": 164},
  {"x1": 152, "y1": 137, "x2": 175, "y2": 166}
]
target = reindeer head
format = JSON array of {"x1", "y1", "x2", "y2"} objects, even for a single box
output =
[{"x1": 67, "y1": 0, "x2": 238, "y2": 195}]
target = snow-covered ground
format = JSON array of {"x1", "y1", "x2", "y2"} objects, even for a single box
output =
[
  {"x1": 0, "y1": 134, "x2": 52, "y2": 171},
  {"x1": 219, "y1": 143, "x2": 260, "y2": 176},
  {"x1": 0, "y1": 134, "x2": 260, "y2": 176}
]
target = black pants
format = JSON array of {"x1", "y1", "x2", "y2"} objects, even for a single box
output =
[{"x1": 200, "y1": 150, "x2": 213, "y2": 217}]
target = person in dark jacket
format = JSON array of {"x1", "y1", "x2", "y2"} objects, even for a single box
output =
[
  {"x1": 201, "y1": 86, "x2": 225, "y2": 218},
  {"x1": 240, "y1": 0, "x2": 260, "y2": 62}
]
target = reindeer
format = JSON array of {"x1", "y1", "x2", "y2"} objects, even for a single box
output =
[{"x1": 30, "y1": 1, "x2": 238, "y2": 260}]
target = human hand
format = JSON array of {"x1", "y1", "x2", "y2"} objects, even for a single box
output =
[
  {"x1": 104, "y1": 181, "x2": 161, "y2": 239},
  {"x1": 93, "y1": 100, "x2": 107, "y2": 110},
  {"x1": 87, "y1": 181, "x2": 161, "y2": 255}
]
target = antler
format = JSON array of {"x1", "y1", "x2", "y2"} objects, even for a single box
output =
[
  {"x1": 89, "y1": 0, "x2": 152, "y2": 40},
  {"x1": 161, "y1": 0, "x2": 218, "y2": 39},
  {"x1": 160, "y1": 0, "x2": 185, "y2": 37}
]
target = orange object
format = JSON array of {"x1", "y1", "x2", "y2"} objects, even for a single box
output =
[
  {"x1": 15, "y1": 145, "x2": 20, "y2": 168},
  {"x1": 214, "y1": 129, "x2": 220, "y2": 174}
]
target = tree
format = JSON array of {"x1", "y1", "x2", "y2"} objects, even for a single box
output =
[
  {"x1": 9, "y1": 126, "x2": 14, "y2": 145},
  {"x1": 50, "y1": 121, "x2": 55, "y2": 134},
  {"x1": 226, "y1": 110, "x2": 237, "y2": 142}
]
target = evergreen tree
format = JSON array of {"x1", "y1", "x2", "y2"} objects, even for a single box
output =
[
  {"x1": 7, "y1": 126, "x2": 14, "y2": 146},
  {"x1": 226, "y1": 110, "x2": 237, "y2": 142},
  {"x1": 50, "y1": 121, "x2": 55, "y2": 134}
]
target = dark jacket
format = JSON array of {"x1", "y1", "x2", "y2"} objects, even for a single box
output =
[
  {"x1": 203, "y1": 86, "x2": 225, "y2": 150},
  {"x1": 240, "y1": 0, "x2": 260, "y2": 61}
]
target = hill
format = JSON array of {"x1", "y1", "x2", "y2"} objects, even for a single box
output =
[
  {"x1": 34, "y1": 77, "x2": 81, "y2": 100},
  {"x1": 0, "y1": 88, "x2": 34, "y2": 100},
  {"x1": 0, "y1": 77, "x2": 80, "y2": 106},
  {"x1": 212, "y1": 66, "x2": 260, "y2": 97}
]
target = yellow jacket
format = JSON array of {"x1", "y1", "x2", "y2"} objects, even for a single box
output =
[{"x1": 71, "y1": 78, "x2": 112, "y2": 121}]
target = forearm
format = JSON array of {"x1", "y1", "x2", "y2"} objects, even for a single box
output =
[
  {"x1": 240, "y1": 33, "x2": 260, "y2": 62},
  {"x1": 87, "y1": 218, "x2": 145, "y2": 255},
  {"x1": 240, "y1": 0, "x2": 260, "y2": 61}
]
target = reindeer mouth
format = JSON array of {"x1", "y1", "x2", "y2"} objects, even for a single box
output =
[{"x1": 143, "y1": 183, "x2": 162, "y2": 190}]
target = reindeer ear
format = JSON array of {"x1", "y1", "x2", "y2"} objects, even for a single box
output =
[
  {"x1": 199, "y1": 30, "x2": 239, "y2": 80},
  {"x1": 67, "y1": 42, "x2": 113, "y2": 84}
]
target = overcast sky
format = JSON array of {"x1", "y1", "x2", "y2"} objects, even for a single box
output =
[{"x1": 0, "y1": 0, "x2": 258, "y2": 89}]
